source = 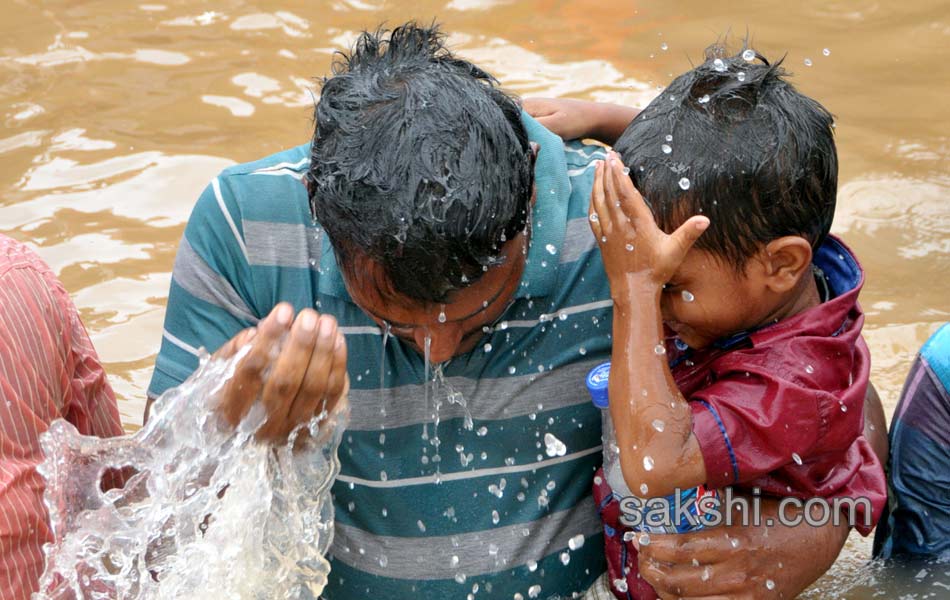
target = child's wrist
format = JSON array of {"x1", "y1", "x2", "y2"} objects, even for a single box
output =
[{"x1": 610, "y1": 275, "x2": 662, "y2": 309}]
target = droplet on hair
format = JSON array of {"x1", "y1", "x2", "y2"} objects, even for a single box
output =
[
  {"x1": 661, "y1": 144, "x2": 672, "y2": 154},
  {"x1": 742, "y1": 49, "x2": 755, "y2": 61},
  {"x1": 665, "y1": 134, "x2": 673, "y2": 142},
  {"x1": 713, "y1": 58, "x2": 727, "y2": 72},
  {"x1": 737, "y1": 71, "x2": 746, "y2": 82},
  {"x1": 698, "y1": 94, "x2": 710, "y2": 104},
  {"x1": 678, "y1": 177, "x2": 691, "y2": 190}
]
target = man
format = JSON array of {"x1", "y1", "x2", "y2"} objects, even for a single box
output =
[
  {"x1": 147, "y1": 23, "x2": 884, "y2": 598},
  {"x1": 0, "y1": 234, "x2": 125, "y2": 599}
]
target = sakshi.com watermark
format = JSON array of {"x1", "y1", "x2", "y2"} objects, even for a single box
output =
[{"x1": 617, "y1": 486, "x2": 873, "y2": 530}]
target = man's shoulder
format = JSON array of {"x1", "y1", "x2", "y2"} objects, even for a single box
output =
[{"x1": 198, "y1": 144, "x2": 313, "y2": 227}]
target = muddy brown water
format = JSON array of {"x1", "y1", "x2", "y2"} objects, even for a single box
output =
[{"x1": 2, "y1": 0, "x2": 947, "y2": 597}]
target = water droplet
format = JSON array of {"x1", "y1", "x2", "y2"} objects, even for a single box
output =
[
  {"x1": 451, "y1": 555, "x2": 460, "y2": 567},
  {"x1": 560, "y1": 551, "x2": 570, "y2": 565},
  {"x1": 568, "y1": 534, "x2": 585, "y2": 551},
  {"x1": 624, "y1": 243, "x2": 635, "y2": 252},
  {"x1": 527, "y1": 559, "x2": 538, "y2": 572},
  {"x1": 492, "y1": 510, "x2": 500, "y2": 524},
  {"x1": 639, "y1": 483, "x2": 649, "y2": 495},
  {"x1": 438, "y1": 309, "x2": 447, "y2": 323},
  {"x1": 638, "y1": 532, "x2": 651, "y2": 546},
  {"x1": 701, "y1": 566, "x2": 711, "y2": 581},
  {"x1": 652, "y1": 419, "x2": 665, "y2": 432},
  {"x1": 578, "y1": 347, "x2": 587, "y2": 355},
  {"x1": 766, "y1": 579, "x2": 776, "y2": 590},
  {"x1": 804, "y1": 58, "x2": 813, "y2": 67},
  {"x1": 681, "y1": 290, "x2": 695, "y2": 302},
  {"x1": 742, "y1": 49, "x2": 756, "y2": 61},
  {"x1": 737, "y1": 71, "x2": 746, "y2": 82},
  {"x1": 545, "y1": 243, "x2": 557, "y2": 255},
  {"x1": 713, "y1": 58, "x2": 727, "y2": 72},
  {"x1": 678, "y1": 177, "x2": 690, "y2": 190},
  {"x1": 665, "y1": 134, "x2": 673, "y2": 142},
  {"x1": 622, "y1": 166, "x2": 630, "y2": 175},
  {"x1": 730, "y1": 538, "x2": 740, "y2": 548},
  {"x1": 660, "y1": 42, "x2": 668, "y2": 51},
  {"x1": 661, "y1": 144, "x2": 672, "y2": 154},
  {"x1": 805, "y1": 364, "x2": 814, "y2": 374},
  {"x1": 653, "y1": 344, "x2": 666, "y2": 355},
  {"x1": 792, "y1": 452, "x2": 803, "y2": 465},
  {"x1": 589, "y1": 213, "x2": 599, "y2": 223},
  {"x1": 418, "y1": 520, "x2": 427, "y2": 532},
  {"x1": 507, "y1": 365, "x2": 516, "y2": 375},
  {"x1": 614, "y1": 579, "x2": 629, "y2": 592},
  {"x1": 823, "y1": 48, "x2": 831, "y2": 56},
  {"x1": 455, "y1": 572, "x2": 467, "y2": 584},
  {"x1": 841, "y1": 404, "x2": 848, "y2": 412},
  {"x1": 698, "y1": 94, "x2": 710, "y2": 104},
  {"x1": 483, "y1": 343, "x2": 493, "y2": 353},
  {"x1": 379, "y1": 554, "x2": 388, "y2": 567},
  {"x1": 544, "y1": 433, "x2": 567, "y2": 457},
  {"x1": 528, "y1": 584, "x2": 542, "y2": 598},
  {"x1": 643, "y1": 456, "x2": 654, "y2": 471}
]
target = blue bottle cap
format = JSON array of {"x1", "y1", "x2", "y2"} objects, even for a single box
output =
[{"x1": 586, "y1": 362, "x2": 611, "y2": 408}]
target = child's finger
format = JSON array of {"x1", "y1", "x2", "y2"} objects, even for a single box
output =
[
  {"x1": 668, "y1": 215, "x2": 711, "y2": 263},
  {"x1": 611, "y1": 152, "x2": 654, "y2": 225},
  {"x1": 589, "y1": 161, "x2": 606, "y2": 240}
]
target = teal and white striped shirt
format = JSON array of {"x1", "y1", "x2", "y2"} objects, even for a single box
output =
[{"x1": 148, "y1": 114, "x2": 615, "y2": 599}]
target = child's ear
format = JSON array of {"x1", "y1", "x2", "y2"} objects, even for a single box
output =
[{"x1": 761, "y1": 236, "x2": 814, "y2": 293}]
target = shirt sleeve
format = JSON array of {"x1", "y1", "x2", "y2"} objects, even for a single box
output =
[
  {"x1": 147, "y1": 176, "x2": 260, "y2": 403},
  {"x1": 688, "y1": 349, "x2": 864, "y2": 489},
  {"x1": 0, "y1": 261, "x2": 123, "y2": 600}
]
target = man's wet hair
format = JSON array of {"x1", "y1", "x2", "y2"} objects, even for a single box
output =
[
  {"x1": 615, "y1": 44, "x2": 838, "y2": 270},
  {"x1": 306, "y1": 22, "x2": 533, "y2": 303}
]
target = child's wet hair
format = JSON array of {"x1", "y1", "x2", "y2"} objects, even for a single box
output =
[
  {"x1": 306, "y1": 22, "x2": 533, "y2": 303},
  {"x1": 615, "y1": 44, "x2": 838, "y2": 270}
]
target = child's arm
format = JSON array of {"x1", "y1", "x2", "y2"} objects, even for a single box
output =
[
  {"x1": 523, "y1": 98, "x2": 639, "y2": 145},
  {"x1": 589, "y1": 151, "x2": 710, "y2": 497}
]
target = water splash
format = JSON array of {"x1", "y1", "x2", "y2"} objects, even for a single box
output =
[{"x1": 34, "y1": 346, "x2": 347, "y2": 599}]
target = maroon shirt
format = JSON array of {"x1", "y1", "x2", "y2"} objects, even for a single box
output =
[{"x1": 596, "y1": 235, "x2": 886, "y2": 599}]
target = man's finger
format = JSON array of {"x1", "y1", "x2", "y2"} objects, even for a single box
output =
[
  {"x1": 284, "y1": 314, "x2": 339, "y2": 434},
  {"x1": 640, "y1": 556, "x2": 748, "y2": 598},
  {"x1": 218, "y1": 304, "x2": 292, "y2": 426},
  {"x1": 322, "y1": 326, "x2": 349, "y2": 415},
  {"x1": 256, "y1": 308, "x2": 320, "y2": 441},
  {"x1": 639, "y1": 531, "x2": 728, "y2": 565}
]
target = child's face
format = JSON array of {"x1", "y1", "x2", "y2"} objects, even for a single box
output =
[{"x1": 660, "y1": 248, "x2": 770, "y2": 350}]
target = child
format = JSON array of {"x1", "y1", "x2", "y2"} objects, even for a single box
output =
[{"x1": 580, "y1": 47, "x2": 887, "y2": 598}]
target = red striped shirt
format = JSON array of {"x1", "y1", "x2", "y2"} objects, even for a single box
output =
[{"x1": 0, "y1": 234, "x2": 123, "y2": 599}]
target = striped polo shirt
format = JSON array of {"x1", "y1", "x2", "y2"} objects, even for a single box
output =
[{"x1": 148, "y1": 114, "x2": 615, "y2": 599}]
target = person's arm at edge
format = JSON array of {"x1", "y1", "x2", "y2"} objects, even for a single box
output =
[{"x1": 523, "y1": 98, "x2": 640, "y2": 146}]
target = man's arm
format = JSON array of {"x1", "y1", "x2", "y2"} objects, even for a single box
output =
[
  {"x1": 639, "y1": 497, "x2": 849, "y2": 599},
  {"x1": 523, "y1": 98, "x2": 639, "y2": 145}
]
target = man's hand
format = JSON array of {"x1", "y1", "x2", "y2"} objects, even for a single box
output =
[
  {"x1": 589, "y1": 152, "x2": 709, "y2": 296},
  {"x1": 214, "y1": 303, "x2": 349, "y2": 443},
  {"x1": 523, "y1": 98, "x2": 640, "y2": 145},
  {"x1": 638, "y1": 498, "x2": 849, "y2": 599}
]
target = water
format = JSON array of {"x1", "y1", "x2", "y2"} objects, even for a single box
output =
[
  {"x1": 1, "y1": 0, "x2": 947, "y2": 596},
  {"x1": 33, "y1": 346, "x2": 347, "y2": 599}
]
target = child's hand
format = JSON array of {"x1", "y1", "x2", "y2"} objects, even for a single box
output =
[
  {"x1": 523, "y1": 97, "x2": 601, "y2": 141},
  {"x1": 589, "y1": 151, "x2": 710, "y2": 296}
]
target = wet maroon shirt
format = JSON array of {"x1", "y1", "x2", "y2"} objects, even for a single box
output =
[{"x1": 596, "y1": 235, "x2": 886, "y2": 599}]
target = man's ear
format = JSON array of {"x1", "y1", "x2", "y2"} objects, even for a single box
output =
[{"x1": 760, "y1": 236, "x2": 814, "y2": 293}]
